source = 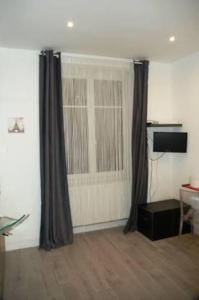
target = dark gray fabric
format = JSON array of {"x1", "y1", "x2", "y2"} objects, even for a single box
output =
[
  {"x1": 39, "y1": 50, "x2": 73, "y2": 250},
  {"x1": 124, "y1": 60, "x2": 149, "y2": 233}
]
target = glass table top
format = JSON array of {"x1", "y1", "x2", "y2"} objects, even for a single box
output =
[{"x1": 0, "y1": 215, "x2": 29, "y2": 236}]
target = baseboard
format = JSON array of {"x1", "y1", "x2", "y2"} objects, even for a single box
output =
[
  {"x1": 6, "y1": 238, "x2": 40, "y2": 252},
  {"x1": 6, "y1": 219, "x2": 127, "y2": 251}
]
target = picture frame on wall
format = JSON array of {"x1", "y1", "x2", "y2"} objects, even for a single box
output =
[{"x1": 8, "y1": 117, "x2": 24, "y2": 133}]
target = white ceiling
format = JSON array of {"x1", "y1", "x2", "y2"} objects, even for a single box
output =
[{"x1": 0, "y1": 0, "x2": 199, "y2": 62}]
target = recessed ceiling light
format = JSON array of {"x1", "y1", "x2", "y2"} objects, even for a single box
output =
[
  {"x1": 67, "y1": 21, "x2": 74, "y2": 28},
  {"x1": 169, "y1": 36, "x2": 176, "y2": 42}
]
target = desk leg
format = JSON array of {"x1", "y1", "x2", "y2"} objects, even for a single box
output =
[
  {"x1": 0, "y1": 236, "x2": 5, "y2": 300},
  {"x1": 179, "y1": 190, "x2": 184, "y2": 236}
]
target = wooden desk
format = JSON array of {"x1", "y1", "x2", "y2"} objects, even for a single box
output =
[
  {"x1": 0, "y1": 236, "x2": 5, "y2": 300},
  {"x1": 180, "y1": 187, "x2": 199, "y2": 235}
]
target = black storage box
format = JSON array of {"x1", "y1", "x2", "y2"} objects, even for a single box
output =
[{"x1": 138, "y1": 199, "x2": 191, "y2": 241}]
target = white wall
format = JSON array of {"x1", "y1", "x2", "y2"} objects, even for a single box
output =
[
  {"x1": 0, "y1": 48, "x2": 41, "y2": 250},
  {"x1": 148, "y1": 62, "x2": 174, "y2": 123},
  {"x1": 147, "y1": 62, "x2": 175, "y2": 202},
  {"x1": 172, "y1": 52, "x2": 199, "y2": 198},
  {"x1": 0, "y1": 48, "x2": 175, "y2": 250}
]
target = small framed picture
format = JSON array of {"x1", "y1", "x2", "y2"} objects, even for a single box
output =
[{"x1": 8, "y1": 117, "x2": 24, "y2": 133}]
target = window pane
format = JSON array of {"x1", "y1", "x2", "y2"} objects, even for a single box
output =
[
  {"x1": 63, "y1": 108, "x2": 89, "y2": 174},
  {"x1": 63, "y1": 78, "x2": 87, "y2": 106},
  {"x1": 95, "y1": 108, "x2": 123, "y2": 172},
  {"x1": 94, "y1": 80, "x2": 122, "y2": 106}
]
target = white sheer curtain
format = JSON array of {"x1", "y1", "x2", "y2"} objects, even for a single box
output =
[{"x1": 61, "y1": 55, "x2": 133, "y2": 225}]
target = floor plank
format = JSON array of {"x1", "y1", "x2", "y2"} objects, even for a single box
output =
[{"x1": 4, "y1": 228, "x2": 199, "y2": 300}]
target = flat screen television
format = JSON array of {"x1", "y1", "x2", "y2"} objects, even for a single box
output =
[{"x1": 153, "y1": 132, "x2": 187, "y2": 153}]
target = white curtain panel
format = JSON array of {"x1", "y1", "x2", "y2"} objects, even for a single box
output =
[{"x1": 61, "y1": 55, "x2": 133, "y2": 226}]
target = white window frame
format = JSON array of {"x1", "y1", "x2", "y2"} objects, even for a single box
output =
[{"x1": 62, "y1": 62, "x2": 131, "y2": 186}]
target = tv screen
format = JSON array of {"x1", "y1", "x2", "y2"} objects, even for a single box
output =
[{"x1": 153, "y1": 132, "x2": 187, "y2": 153}]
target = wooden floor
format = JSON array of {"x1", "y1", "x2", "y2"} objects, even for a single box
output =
[{"x1": 4, "y1": 228, "x2": 199, "y2": 300}]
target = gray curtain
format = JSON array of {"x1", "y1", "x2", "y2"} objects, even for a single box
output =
[
  {"x1": 124, "y1": 60, "x2": 149, "y2": 233},
  {"x1": 39, "y1": 50, "x2": 73, "y2": 250}
]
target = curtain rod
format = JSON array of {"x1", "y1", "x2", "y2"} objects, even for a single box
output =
[
  {"x1": 61, "y1": 52, "x2": 145, "y2": 64},
  {"x1": 40, "y1": 50, "x2": 59, "y2": 57},
  {"x1": 134, "y1": 61, "x2": 143, "y2": 64},
  {"x1": 40, "y1": 50, "x2": 145, "y2": 63}
]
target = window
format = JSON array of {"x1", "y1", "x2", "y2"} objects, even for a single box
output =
[{"x1": 62, "y1": 60, "x2": 131, "y2": 184}]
